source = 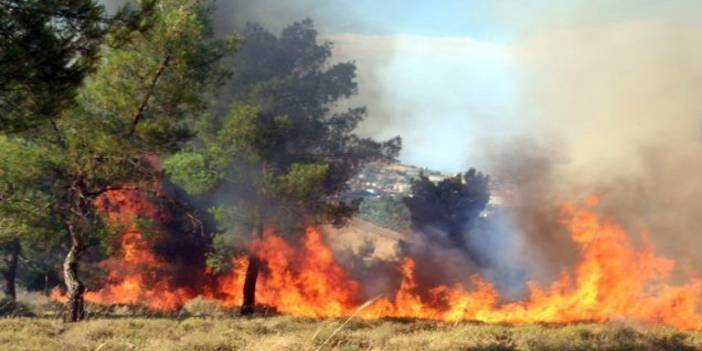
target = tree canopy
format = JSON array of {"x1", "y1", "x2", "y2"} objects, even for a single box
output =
[
  {"x1": 1, "y1": 4, "x2": 413, "y2": 319},
  {"x1": 0, "y1": 0, "x2": 114, "y2": 132},
  {"x1": 0, "y1": 0, "x2": 236, "y2": 320},
  {"x1": 404, "y1": 169, "x2": 491, "y2": 251},
  {"x1": 164, "y1": 19, "x2": 401, "y2": 314},
  {"x1": 166, "y1": 19, "x2": 401, "y2": 238}
]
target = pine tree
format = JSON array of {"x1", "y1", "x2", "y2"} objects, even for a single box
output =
[
  {"x1": 165, "y1": 19, "x2": 400, "y2": 314},
  {"x1": 0, "y1": 0, "x2": 235, "y2": 321}
]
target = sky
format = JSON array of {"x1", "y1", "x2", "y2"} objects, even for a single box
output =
[
  {"x1": 306, "y1": 1, "x2": 702, "y2": 173},
  {"x1": 209, "y1": 0, "x2": 702, "y2": 175}
]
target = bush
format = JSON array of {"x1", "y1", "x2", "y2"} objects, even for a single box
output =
[
  {"x1": 0, "y1": 298, "x2": 34, "y2": 317},
  {"x1": 182, "y1": 297, "x2": 232, "y2": 317}
]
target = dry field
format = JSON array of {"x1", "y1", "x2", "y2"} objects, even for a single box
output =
[
  {"x1": 1, "y1": 316, "x2": 702, "y2": 351},
  {"x1": 3, "y1": 222, "x2": 702, "y2": 350}
]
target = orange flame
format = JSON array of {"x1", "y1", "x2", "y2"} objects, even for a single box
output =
[
  {"x1": 213, "y1": 197, "x2": 702, "y2": 329},
  {"x1": 86, "y1": 189, "x2": 196, "y2": 309},
  {"x1": 213, "y1": 228, "x2": 360, "y2": 317},
  {"x1": 53, "y1": 193, "x2": 702, "y2": 330}
]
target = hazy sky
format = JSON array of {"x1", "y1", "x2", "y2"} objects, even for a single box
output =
[{"x1": 210, "y1": 0, "x2": 702, "y2": 174}]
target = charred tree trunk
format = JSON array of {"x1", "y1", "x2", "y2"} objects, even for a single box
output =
[
  {"x1": 241, "y1": 211, "x2": 264, "y2": 315},
  {"x1": 240, "y1": 253, "x2": 260, "y2": 315},
  {"x1": 1, "y1": 239, "x2": 20, "y2": 300},
  {"x1": 63, "y1": 225, "x2": 85, "y2": 322}
]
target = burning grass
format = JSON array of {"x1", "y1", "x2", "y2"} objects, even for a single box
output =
[
  {"x1": 1, "y1": 317, "x2": 702, "y2": 350},
  {"x1": 51, "y1": 191, "x2": 702, "y2": 330}
]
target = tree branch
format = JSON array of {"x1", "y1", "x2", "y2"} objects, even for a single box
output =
[
  {"x1": 128, "y1": 54, "x2": 171, "y2": 135},
  {"x1": 84, "y1": 185, "x2": 141, "y2": 198},
  {"x1": 125, "y1": 0, "x2": 206, "y2": 136}
]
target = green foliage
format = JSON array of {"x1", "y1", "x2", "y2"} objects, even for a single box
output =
[
  {"x1": 205, "y1": 232, "x2": 239, "y2": 273},
  {"x1": 0, "y1": 0, "x2": 236, "y2": 301},
  {"x1": 275, "y1": 163, "x2": 329, "y2": 199},
  {"x1": 0, "y1": 136, "x2": 64, "y2": 293},
  {"x1": 358, "y1": 196, "x2": 411, "y2": 232},
  {"x1": 0, "y1": 135, "x2": 61, "y2": 247},
  {"x1": 0, "y1": 0, "x2": 107, "y2": 132},
  {"x1": 404, "y1": 169, "x2": 490, "y2": 248},
  {"x1": 162, "y1": 152, "x2": 217, "y2": 194},
  {"x1": 165, "y1": 20, "x2": 401, "y2": 267}
]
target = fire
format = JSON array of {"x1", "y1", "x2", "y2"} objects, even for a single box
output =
[
  {"x1": 53, "y1": 193, "x2": 702, "y2": 330},
  {"x1": 214, "y1": 228, "x2": 361, "y2": 317},
  {"x1": 213, "y1": 197, "x2": 702, "y2": 329},
  {"x1": 86, "y1": 188, "x2": 196, "y2": 309}
]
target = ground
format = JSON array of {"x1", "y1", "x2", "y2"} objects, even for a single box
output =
[{"x1": 1, "y1": 317, "x2": 701, "y2": 351}]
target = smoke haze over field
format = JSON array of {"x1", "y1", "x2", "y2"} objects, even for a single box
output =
[
  {"x1": 203, "y1": 0, "x2": 702, "y2": 290},
  {"x1": 91, "y1": 0, "x2": 702, "y2": 297}
]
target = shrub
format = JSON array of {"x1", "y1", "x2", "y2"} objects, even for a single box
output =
[
  {"x1": 0, "y1": 298, "x2": 34, "y2": 317},
  {"x1": 182, "y1": 297, "x2": 231, "y2": 317}
]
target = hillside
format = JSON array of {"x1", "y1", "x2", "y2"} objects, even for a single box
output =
[{"x1": 322, "y1": 218, "x2": 407, "y2": 262}]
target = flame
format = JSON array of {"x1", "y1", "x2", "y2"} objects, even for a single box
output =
[
  {"x1": 52, "y1": 193, "x2": 702, "y2": 330},
  {"x1": 213, "y1": 228, "x2": 360, "y2": 317},
  {"x1": 213, "y1": 197, "x2": 702, "y2": 329},
  {"x1": 85, "y1": 189, "x2": 196, "y2": 309}
]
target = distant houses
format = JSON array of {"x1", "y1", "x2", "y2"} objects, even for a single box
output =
[{"x1": 346, "y1": 162, "x2": 509, "y2": 208}]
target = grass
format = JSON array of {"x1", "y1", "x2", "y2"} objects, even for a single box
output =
[
  {"x1": 2, "y1": 295, "x2": 701, "y2": 350},
  {"x1": 1, "y1": 316, "x2": 702, "y2": 351}
]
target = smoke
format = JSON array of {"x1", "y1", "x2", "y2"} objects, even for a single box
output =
[
  {"x1": 513, "y1": 22, "x2": 702, "y2": 175},
  {"x1": 141, "y1": 1, "x2": 702, "y2": 299},
  {"x1": 400, "y1": 219, "x2": 533, "y2": 300},
  {"x1": 327, "y1": 34, "x2": 518, "y2": 173},
  {"x1": 593, "y1": 142, "x2": 702, "y2": 275},
  {"x1": 208, "y1": 1, "x2": 403, "y2": 155},
  {"x1": 210, "y1": 0, "x2": 371, "y2": 37},
  {"x1": 342, "y1": 15, "x2": 702, "y2": 293},
  {"x1": 481, "y1": 140, "x2": 579, "y2": 285},
  {"x1": 323, "y1": 33, "x2": 400, "y2": 144},
  {"x1": 477, "y1": 20, "x2": 702, "y2": 283}
]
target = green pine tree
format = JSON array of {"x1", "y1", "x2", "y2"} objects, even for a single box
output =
[
  {"x1": 164, "y1": 19, "x2": 400, "y2": 314},
  {"x1": 0, "y1": 0, "x2": 236, "y2": 321}
]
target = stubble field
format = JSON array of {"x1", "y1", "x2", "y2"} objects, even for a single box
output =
[{"x1": 1, "y1": 316, "x2": 701, "y2": 351}]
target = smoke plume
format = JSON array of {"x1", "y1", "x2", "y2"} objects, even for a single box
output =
[
  {"x1": 110, "y1": 1, "x2": 702, "y2": 300},
  {"x1": 480, "y1": 20, "x2": 702, "y2": 285}
]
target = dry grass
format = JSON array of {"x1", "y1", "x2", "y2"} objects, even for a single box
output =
[{"x1": 1, "y1": 316, "x2": 702, "y2": 351}]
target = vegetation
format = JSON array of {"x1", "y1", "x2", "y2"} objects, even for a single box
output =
[
  {"x1": 358, "y1": 196, "x2": 411, "y2": 233},
  {"x1": 1, "y1": 0, "x2": 402, "y2": 320},
  {"x1": 0, "y1": 0, "x2": 111, "y2": 304},
  {"x1": 164, "y1": 19, "x2": 400, "y2": 314},
  {"x1": 1, "y1": 3, "x2": 698, "y2": 350},
  {"x1": 0, "y1": 316, "x2": 701, "y2": 350},
  {"x1": 0, "y1": 0, "x2": 236, "y2": 321},
  {"x1": 0, "y1": 0, "x2": 107, "y2": 132},
  {"x1": 404, "y1": 169, "x2": 491, "y2": 251},
  {"x1": 0, "y1": 0, "x2": 507, "y2": 331}
]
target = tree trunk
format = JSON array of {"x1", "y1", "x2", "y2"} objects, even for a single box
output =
[
  {"x1": 63, "y1": 228, "x2": 85, "y2": 322},
  {"x1": 240, "y1": 253, "x2": 260, "y2": 315},
  {"x1": 1, "y1": 240, "x2": 20, "y2": 301},
  {"x1": 241, "y1": 212, "x2": 264, "y2": 315}
]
